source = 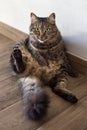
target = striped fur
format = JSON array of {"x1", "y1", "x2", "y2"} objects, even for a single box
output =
[{"x1": 10, "y1": 13, "x2": 78, "y2": 120}]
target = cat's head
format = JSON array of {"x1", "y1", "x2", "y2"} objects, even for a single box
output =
[{"x1": 29, "y1": 13, "x2": 60, "y2": 45}]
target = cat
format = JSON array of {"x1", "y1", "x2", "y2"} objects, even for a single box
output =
[{"x1": 10, "y1": 12, "x2": 78, "y2": 120}]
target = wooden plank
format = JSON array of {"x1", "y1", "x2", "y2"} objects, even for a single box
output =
[
  {"x1": 67, "y1": 75, "x2": 87, "y2": 90},
  {"x1": 0, "y1": 81, "x2": 20, "y2": 111},
  {"x1": 0, "y1": 34, "x2": 20, "y2": 111},
  {"x1": 0, "y1": 35, "x2": 14, "y2": 81},
  {"x1": 37, "y1": 95, "x2": 87, "y2": 130},
  {"x1": 0, "y1": 22, "x2": 28, "y2": 42},
  {"x1": 0, "y1": 101, "x2": 44, "y2": 130}
]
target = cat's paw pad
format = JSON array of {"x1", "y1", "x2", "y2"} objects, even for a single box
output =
[{"x1": 12, "y1": 48, "x2": 22, "y2": 59}]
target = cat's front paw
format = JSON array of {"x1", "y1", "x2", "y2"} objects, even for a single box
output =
[
  {"x1": 10, "y1": 48, "x2": 26, "y2": 74},
  {"x1": 12, "y1": 48, "x2": 22, "y2": 60}
]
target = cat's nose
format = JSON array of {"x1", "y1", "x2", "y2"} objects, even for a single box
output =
[
  {"x1": 39, "y1": 34, "x2": 45, "y2": 41},
  {"x1": 40, "y1": 36, "x2": 44, "y2": 41}
]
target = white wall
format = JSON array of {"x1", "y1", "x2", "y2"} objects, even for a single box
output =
[{"x1": 0, "y1": 0, "x2": 87, "y2": 60}]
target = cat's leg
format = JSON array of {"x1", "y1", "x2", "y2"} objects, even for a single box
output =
[
  {"x1": 10, "y1": 44, "x2": 26, "y2": 74},
  {"x1": 50, "y1": 74, "x2": 78, "y2": 103}
]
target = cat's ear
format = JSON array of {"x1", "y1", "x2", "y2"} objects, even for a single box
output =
[
  {"x1": 48, "y1": 13, "x2": 55, "y2": 24},
  {"x1": 30, "y1": 12, "x2": 38, "y2": 23}
]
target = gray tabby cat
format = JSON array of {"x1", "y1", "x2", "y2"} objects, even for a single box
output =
[{"x1": 10, "y1": 13, "x2": 78, "y2": 120}]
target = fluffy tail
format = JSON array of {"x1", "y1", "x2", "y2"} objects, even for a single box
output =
[
  {"x1": 23, "y1": 87, "x2": 49, "y2": 120},
  {"x1": 18, "y1": 77, "x2": 49, "y2": 120}
]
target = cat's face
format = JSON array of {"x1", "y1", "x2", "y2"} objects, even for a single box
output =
[{"x1": 29, "y1": 13, "x2": 59, "y2": 44}]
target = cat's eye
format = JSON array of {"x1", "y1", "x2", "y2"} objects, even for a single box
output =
[
  {"x1": 34, "y1": 28, "x2": 40, "y2": 34},
  {"x1": 35, "y1": 28, "x2": 39, "y2": 31}
]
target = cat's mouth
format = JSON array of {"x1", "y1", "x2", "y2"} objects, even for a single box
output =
[{"x1": 37, "y1": 39, "x2": 44, "y2": 44}]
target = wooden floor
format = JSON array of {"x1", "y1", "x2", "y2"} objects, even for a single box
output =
[{"x1": 0, "y1": 22, "x2": 87, "y2": 130}]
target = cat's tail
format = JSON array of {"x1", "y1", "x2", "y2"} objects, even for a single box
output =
[
  {"x1": 23, "y1": 87, "x2": 49, "y2": 120},
  {"x1": 18, "y1": 77, "x2": 49, "y2": 120}
]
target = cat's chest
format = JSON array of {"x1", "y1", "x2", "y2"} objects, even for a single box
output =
[
  {"x1": 41, "y1": 50, "x2": 61, "y2": 61},
  {"x1": 28, "y1": 39, "x2": 64, "y2": 66},
  {"x1": 30, "y1": 49, "x2": 62, "y2": 67},
  {"x1": 31, "y1": 51, "x2": 62, "y2": 70}
]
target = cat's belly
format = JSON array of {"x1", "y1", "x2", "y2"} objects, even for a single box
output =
[
  {"x1": 21, "y1": 49, "x2": 64, "y2": 83},
  {"x1": 21, "y1": 59, "x2": 62, "y2": 83},
  {"x1": 41, "y1": 59, "x2": 63, "y2": 83}
]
